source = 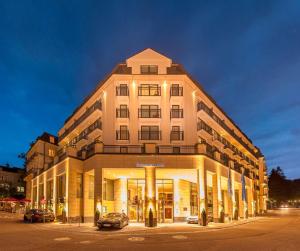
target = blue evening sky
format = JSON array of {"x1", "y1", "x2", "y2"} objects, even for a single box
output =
[{"x1": 0, "y1": 0, "x2": 299, "y2": 178}]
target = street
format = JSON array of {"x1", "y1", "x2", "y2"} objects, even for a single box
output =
[{"x1": 0, "y1": 209, "x2": 300, "y2": 251}]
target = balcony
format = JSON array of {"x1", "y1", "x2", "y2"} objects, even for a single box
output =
[
  {"x1": 116, "y1": 108, "x2": 129, "y2": 118},
  {"x1": 138, "y1": 85, "x2": 161, "y2": 96},
  {"x1": 116, "y1": 86, "x2": 129, "y2": 96},
  {"x1": 138, "y1": 131, "x2": 161, "y2": 140},
  {"x1": 103, "y1": 145, "x2": 144, "y2": 153},
  {"x1": 170, "y1": 86, "x2": 183, "y2": 96},
  {"x1": 116, "y1": 130, "x2": 130, "y2": 140},
  {"x1": 59, "y1": 100, "x2": 102, "y2": 142},
  {"x1": 157, "y1": 145, "x2": 196, "y2": 154},
  {"x1": 197, "y1": 101, "x2": 257, "y2": 157},
  {"x1": 170, "y1": 109, "x2": 183, "y2": 118},
  {"x1": 138, "y1": 108, "x2": 161, "y2": 118},
  {"x1": 233, "y1": 162, "x2": 241, "y2": 173},
  {"x1": 197, "y1": 120, "x2": 213, "y2": 142},
  {"x1": 220, "y1": 153, "x2": 229, "y2": 166},
  {"x1": 67, "y1": 119, "x2": 102, "y2": 147},
  {"x1": 170, "y1": 131, "x2": 184, "y2": 141}
]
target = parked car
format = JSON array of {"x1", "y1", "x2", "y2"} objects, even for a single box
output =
[
  {"x1": 97, "y1": 212, "x2": 129, "y2": 229},
  {"x1": 24, "y1": 209, "x2": 55, "y2": 223},
  {"x1": 187, "y1": 215, "x2": 198, "y2": 224}
]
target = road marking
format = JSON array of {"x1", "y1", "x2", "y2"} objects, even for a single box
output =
[
  {"x1": 54, "y1": 237, "x2": 71, "y2": 241},
  {"x1": 172, "y1": 235, "x2": 188, "y2": 240},
  {"x1": 79, "y1": 240, "x2": 92, "y2": 244},
  {"x1": 128, "y1": 237, "x2": 145, "y2": 242}
]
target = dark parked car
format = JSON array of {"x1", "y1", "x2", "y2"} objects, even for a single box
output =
[
  {"x1": 24, "y1": 209, "x2": 55, "y2": 223},
  {"x1": 97, "y1": 212, "x2": 129, "y2": 229}
]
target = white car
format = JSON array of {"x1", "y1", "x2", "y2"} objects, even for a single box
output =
[{"x1": 187, "y1": 215, "x2": 198, "y2": 224}]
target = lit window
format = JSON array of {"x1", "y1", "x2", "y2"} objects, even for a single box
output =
[{"x1": 48, "y1": 149, "x2": 55, "y2": 157}]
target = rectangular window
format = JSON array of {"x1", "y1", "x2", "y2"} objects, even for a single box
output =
[
  {"x1": 170, "y1": 126, "x2": 184, "y2": 141},
  {"x1": 140, "y1": 126, "x2": 160, "y2": 140},
  {"x1": 57, "y1": 175, "x2": 66, "y2": 202},
  {"x1": 116, "y1": 125, "x2": 129, "y2": 140},
  {"x1": 48, "y1": 149, "x2": 55, "y2": 157},
  {"x1": 138, "y1": 84, "x2": 161, "y2": 96},
  {"x1": 170, "y1": 84, "x2": 183, "y2": 96},
  {"x1": 39, "y1": 183, "x2": 44, "y2": 201},
  {"x1": 116, "y1": 104, "x2": 129, "y2": 118},
  {"x1": 116, "y1": 84, "x2": 129, "y2": 96},
  {"x1": 88, "y1": 175, "x2": 94, "y2": 199},
  {"x1": 47, "y1": 180, "x2": 53, "y2": 201},
  {"x1": 103, "y1": 179, "x2": 114, "y2": 201},
  {"x1": 170, "y1": 105, "x2": 183, "y2": 118},
  {"x1": 76, "y1": 173, "x2": 83, "y2": 198},
  {"x1": 140, "y1": 65, "x2": 158, "y2": 74},
  {"x1": 139, "y1": 105, "x2": 161, "y2": 118}
]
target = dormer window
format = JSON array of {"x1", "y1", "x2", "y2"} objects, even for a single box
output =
[{"x1": 140, "y1": 65, "x2": 158, "y2": 74}]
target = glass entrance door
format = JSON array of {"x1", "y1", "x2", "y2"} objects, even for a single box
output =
[
  {"x1": 127, "y1": 179, "x2": 145, "y2": 222},
  {"x1": 157, "y1": 179, "x2": 173, "y2": 223}
]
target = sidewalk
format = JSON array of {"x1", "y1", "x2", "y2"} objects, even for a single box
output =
[{"x1": 35, "y1": 217, "x2": 262, "y2": 235}]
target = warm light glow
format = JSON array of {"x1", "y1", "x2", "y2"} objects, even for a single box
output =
[{"x1": 96, "y1": 201, "x2": 102, "y2": 212}]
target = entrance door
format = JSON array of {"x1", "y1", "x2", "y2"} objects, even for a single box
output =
[
  {"x1": 157, "y1": 179, "x2": 173, "y2": 223},
  {"x1": 127, "y1": 179, "x2": 145, "y2": 222}
]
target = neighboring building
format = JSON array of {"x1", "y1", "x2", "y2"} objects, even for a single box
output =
[
  {"x1": 0, "y1": 165, "x2": 25, "y2": 198},
  {"x1": 24, "y1": 48, "x2": 268, "y2": 225},
  {"x1": 24, "y1": 132, "x2": 58, "y2": 201}
]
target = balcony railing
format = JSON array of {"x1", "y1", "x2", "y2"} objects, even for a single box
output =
[
  {"x1": 138, "y1": 109, "x2": 161, "y2": 118},
  {"x1": 68, "y1": 119, "x2": 102, "y2": 147},
  {"x1": 197, "y1": 120, "x2": 213, "y2": 135},
  {"x1": 170, "y1": 109, "x2": 183, "y2": 118},
  {"x1": 116, "y1": 86, "x2": 129, "y2": 96},
  {"x1": 116, "y1": 130, "x2": 130, "y2": 140},
  {"x1": 157, "y1": 145, "x2": 196, "y2": 154},
  {"x1": 138, "y1": 86, "x2": 161, "y2": 96},
  {"x1": 170, "y1": 86, "x2": 183, "y2": 96},
  {"x1": 138, "y1": 131, "x2": 161, "y2": 140},
  {"x1": 197, "y1": 101, "x2": 257, "y2": 157},
  {"x1": 103, "y1": 145, "x2": 144, "y2": 153},
  {"x1": 116, "y1": 108, "x2": 129, "y2": 118},
  {"x1": 170, "y1": 131, "x2": 184, "y2": 141},
  {"x1": 59, "y1": 100, "x2": 102, "y2": 142}
]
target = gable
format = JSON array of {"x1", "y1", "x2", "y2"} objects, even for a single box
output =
[{"x1": 126, "y1": 48, "x2": 172, "y2": 74}]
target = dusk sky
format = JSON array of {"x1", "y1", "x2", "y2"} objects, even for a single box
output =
[{"x1": 0, "y1": 0, "x2": 299, "y2": 178}]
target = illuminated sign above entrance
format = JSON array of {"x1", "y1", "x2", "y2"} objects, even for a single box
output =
[{"x1": 136, "y1": 163, "x2": 164, "y2": 168}]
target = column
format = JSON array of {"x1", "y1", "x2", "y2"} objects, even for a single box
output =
[
  {"x1": 247, "y1": 187, "x2": 253, "y2": 217},
  {"x1": 94, "y1": 167, "x2": 103, "y2": 225},
  {"x1": 227, "y1": 161, "x2": 234, "y2": 221},
  {"x1": 53, "y1": 167, "x2": 57, "y2": 215},
  {"x1": 224, "y1": 190, "x2": 229, "y2": 218},
  {"x1": 145, "y1": 166, "x2": 157, "y2": 227},
  {"x1": 197, "y1": 157, "x2": 207, "y2": 226},
  {"x1": 231, "y1": 170, "x2": 238, "y2": 220},
  {"x1": 238, "y1": 184, "x2": 244, "y2": 218},
  {"x1": 36, "y1": 176, "x2": 40, "y2": 209},
  {"x1": 31, "y1": 180, "x2": 34, "y2": 209},
  {"x1": 212, "y1": 174, "x2": 220, "y2": 222},
  {"x1": 43, "y1": 174, "x2": 47, "y2": 209}
]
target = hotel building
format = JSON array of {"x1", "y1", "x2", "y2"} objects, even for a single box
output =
[{"x1": 24, "y1": 48, "x2": 268, "y2": 225}]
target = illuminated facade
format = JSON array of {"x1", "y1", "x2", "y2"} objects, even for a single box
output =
[{"x1": 25, "y1": 48, "x2": 268, "y2": 225}]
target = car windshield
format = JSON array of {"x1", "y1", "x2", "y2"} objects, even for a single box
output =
[{"x1": 105, "y1": 213, "x2": 121, "y2": 218}]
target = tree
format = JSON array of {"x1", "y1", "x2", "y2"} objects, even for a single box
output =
[
  {"x1": 268, "y1": 167, "x2": 288, "y2": 205},
  {"x1": 18, "y1": 152, "x2": 27, "y2": 168}
]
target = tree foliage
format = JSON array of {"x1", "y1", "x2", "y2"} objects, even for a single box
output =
[{"x1": 268, "y1": 166, "x2": 300, "y2": 204}]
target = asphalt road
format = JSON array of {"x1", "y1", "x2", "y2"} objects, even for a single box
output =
[{"x1": 1, "y1": 209, "x2": 300, "y2": 251}]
